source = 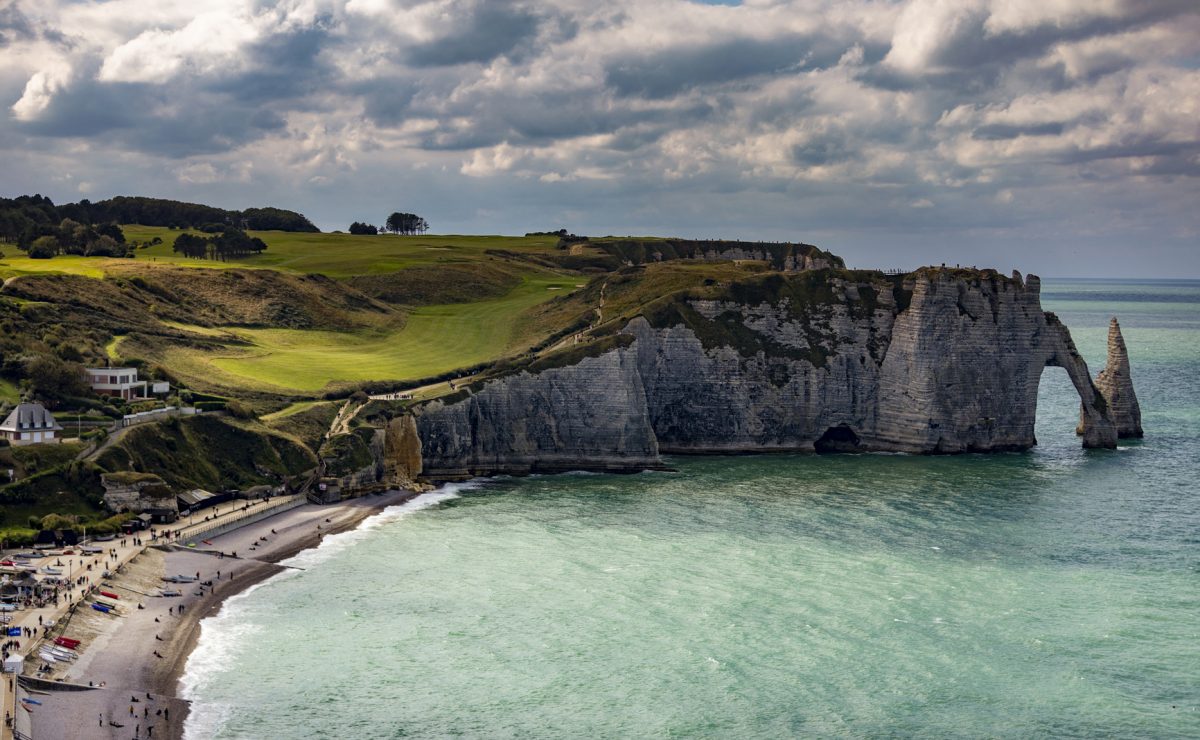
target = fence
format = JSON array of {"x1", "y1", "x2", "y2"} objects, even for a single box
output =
[
  {"x1": 179, "y1": 495, "x2": 307, "y2": 546},
  {"x1": 118, "y1": 406, "x2": 199, "y2": 429}
]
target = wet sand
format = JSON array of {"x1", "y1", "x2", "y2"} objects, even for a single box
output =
[{"x1": 26, "y1": 490, "x2": 419, "y2": 740}]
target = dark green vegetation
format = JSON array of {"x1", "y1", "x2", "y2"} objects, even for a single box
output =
[
  {"x1": 320, "y1": 428, "x2": 377, "y2": 477},
  {"x1": 0, "y1": 194, "x2": 319, "y2": 267},
  {"x1": 173, "y1": 229, "x2": 268, "y2": 260},
  {"x1": 94, "y1": 414, "x2": 315, "y2": 492}
]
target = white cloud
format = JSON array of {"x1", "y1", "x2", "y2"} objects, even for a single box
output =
[
  {"x1": 98, "y1": 12, "x2": 261, "y2": 84},
  {"x1": 11, "y1": 65, "x2": 71, "y2": 120}
]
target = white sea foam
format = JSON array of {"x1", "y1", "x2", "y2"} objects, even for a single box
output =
[
  {"x1": 281, "y1": 484, "x2": 471, "y2": 570},
  {"x1": 180, "y1": 483, "x2": 470, "y2": 740}
]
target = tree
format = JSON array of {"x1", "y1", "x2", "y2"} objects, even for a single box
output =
[
  {"x1": 349, "y1": 221, "x2": 378, "y2": 235},
  {"x1": 24, "y1": 354, "x2": 90, "y2": 401},
  {"x1": 172, "y1": 233, "x2": 208, "y2": 259},
  {"x1": 28, "y1": 235, "x2": 59, "y2": 259},
  {"x1": 385, "y1": 212, "x2": 429, "y2": 235}
]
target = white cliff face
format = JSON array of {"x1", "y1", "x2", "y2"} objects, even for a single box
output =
[
  {"x1": 1091, "y1": 317, "x2": 1143, "y2": 438},
  {"x1": 409, "y1": 269, "x2": 1132, "y2": 477},
  {"x1": 415, "y1": 347, "x2": 662, "y2": 478},
  {"x1": 875, "y1": 272, "x2": 1117, "y2": 451}
]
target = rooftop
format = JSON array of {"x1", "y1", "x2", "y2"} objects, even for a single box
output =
[{"x1": 0, "y1": 402, "x2": 63, "y2": 432}]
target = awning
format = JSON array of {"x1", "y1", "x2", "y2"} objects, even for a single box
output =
[{"x1": 178, "y1": 489, "x2": 216, "y2": 507}]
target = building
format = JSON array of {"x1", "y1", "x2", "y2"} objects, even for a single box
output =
[
  {"x1": 0, "y1": 402, "x2": 63, "y2": 445},
  {"x1": 84, "y1": 367, "x2": 148, "y2": 400}
]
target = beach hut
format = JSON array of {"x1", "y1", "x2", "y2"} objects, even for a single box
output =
[{"x1": 3, "y1": 653, "x2": 23, "y2": 673}]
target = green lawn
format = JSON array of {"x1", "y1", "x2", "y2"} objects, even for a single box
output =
[
  {"x1": 0, "y1": 377, "x2": 19, "y2": 404},
  {"x1": 167, "y1": 273, "x2": 579, "y2": 393}
]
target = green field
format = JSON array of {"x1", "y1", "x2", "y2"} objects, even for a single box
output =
[
  {"x1": 163, "y1": 272, "x2": 578, "y2": 393},
  {"x1": 0, "y1": 227, "x2": 565, "y2": 281},
  {"x1": 120, "y1": 226, "x2": 563, "y2": 277}
]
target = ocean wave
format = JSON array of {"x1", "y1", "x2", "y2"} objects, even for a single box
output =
[
  {"x1": 282, "y1": 485, "x2": 469, "y2": 570},
  {"x1": 181, "y1": 483, "x2": 468, "y2": 739}
]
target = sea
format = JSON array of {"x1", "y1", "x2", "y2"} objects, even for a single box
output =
[{"x1": 181, "y1": 279, "x2": 1200, "y2": 739}]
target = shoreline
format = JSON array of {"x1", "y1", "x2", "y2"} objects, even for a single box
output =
[
  {"x1": 27, "y1": 489, "x2": 421, "y2": 740},
  {"x1": 161, "y1": 489, "x2": 421, "y2": 715}
]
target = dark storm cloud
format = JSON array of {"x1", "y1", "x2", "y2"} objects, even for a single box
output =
[
  {"x1": 208, "y1": 24, "x2": 335, "y2": 103},
  {"x1": 972, "y1": 122, "x2": 1065, "y2": 141},
  {"x1": 405, "y1": 1, "x2": 541, "y2": 67},
  {"x1": 604, "y1": 34, "x2": 844, "y2": 99},
  {"x1": 13, "y1": 65, "x2": 287, "y2": 157},
  {"x1": 0, "y1": 4, "x2": 34, "y2": 47}
]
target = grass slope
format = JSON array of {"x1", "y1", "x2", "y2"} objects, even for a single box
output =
[{"x1": 174, "y1": 272, "x2": 576, "y2": 392}]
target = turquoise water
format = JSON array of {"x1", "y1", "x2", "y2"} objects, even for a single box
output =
[{"x1": 183, "y1": 279, "x2": 1200, "y2": 739}]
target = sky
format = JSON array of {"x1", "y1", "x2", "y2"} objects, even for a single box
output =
[{"x1": 1, "y1": 0, "x2": 1198, "y2": 277}]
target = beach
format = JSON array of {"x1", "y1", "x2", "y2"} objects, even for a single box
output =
[{"x1": 17, "y1": 489, "x2": 418, "y2": 740}]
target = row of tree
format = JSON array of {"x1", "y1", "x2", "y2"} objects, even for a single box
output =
[
  {"x1": 79, "y1": 197, "x2": 319, "y2": 232},
  {"x1": 173, "y1": 229, "x2": 268, "y2": 260},
  {"x1": 347, "y1": 212, "x2": 430, "y2": 235},
  {"x1": 0, "y1": 195, "x2": 318, "y2": 247}
]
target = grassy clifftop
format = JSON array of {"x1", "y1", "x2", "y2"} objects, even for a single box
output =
[{"x1": 94, "y1": 414, "x2": 316, "y2": 492}]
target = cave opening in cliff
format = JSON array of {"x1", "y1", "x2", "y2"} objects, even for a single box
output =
[{"x1": 815, "y1": 425, "x2": 861, "y2": 453}]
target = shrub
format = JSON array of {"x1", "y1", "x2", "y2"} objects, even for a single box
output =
[{"x1": 225, "y1": 400, "x2": 257, "y2": 420}]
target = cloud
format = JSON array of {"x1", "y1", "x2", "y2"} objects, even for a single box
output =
[
  {"x1": 403, "y1": 1, "x2": 542, "y2": 67},
  {"x1": 0, "y1": 0, "x2": 1197, "y2": 276}
]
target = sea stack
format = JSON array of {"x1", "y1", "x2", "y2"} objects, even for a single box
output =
[{"x1": 1093, "y1": 317, "x2": 1143, "y2": 438}]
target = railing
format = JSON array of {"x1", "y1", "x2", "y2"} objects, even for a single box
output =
[
  {"x1": 118, "y1": 406, "x2": 199, "y2": 429},
  {"x1": 178, "y1": 496, "x2": 307, "y2": 544}
]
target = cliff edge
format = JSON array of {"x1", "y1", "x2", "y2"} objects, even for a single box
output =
[{"x1": 393, "y1": 265, "x2": 1136, "y2": 479}]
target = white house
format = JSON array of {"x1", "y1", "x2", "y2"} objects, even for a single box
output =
[
  {"x1": 84, "y1": 367, "x2": 148, "y2": 400},
  {"x1": 0, "y1": 403, "x2": 63, "y2": 445}
]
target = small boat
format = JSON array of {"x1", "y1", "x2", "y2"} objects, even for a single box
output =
[
  {"x1": 98, "y1": 590, "x2": 120, "y2": 600},
  {"x1": 80, "y1": 546, "x2": 103, "y2": 554},
  {"x1": 158, "y1": 589, "x2": 182, "y2": 598},
  {"x1": 162, "y1": 574, "x2": 197, "y2": 583},
  {"x1": 91, "y1": 603, "x2": 112, "y2": 614},
  {"x1": 54, "y1": 637, "x2": 81, "y2": 649},
  {"x1": 0, "y1": 560, "x2": 15, "y2": 567},
  {"x1": 38, "y1": 566, "x2": 62, "y2": 575}
]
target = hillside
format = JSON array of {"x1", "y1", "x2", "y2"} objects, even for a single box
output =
[
  {"x1": 0, "y1": 214, "x2": 894, "y2": 530},
  {"x1": 1, "y1": 223, "x2": 833, "y2": 406}
]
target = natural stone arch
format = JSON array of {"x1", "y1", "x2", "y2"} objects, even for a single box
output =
[{"x1": 1042, "y1": 316, "x2": 1117, "y2": 449}]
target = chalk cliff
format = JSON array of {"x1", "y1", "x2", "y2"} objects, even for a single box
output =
[
  {"x1": 407, "y1": 267, "x2": 1134, "y2": 479},
  {"x1": 1091, "y1": 317, "x2": 1143, "y2": 438}
]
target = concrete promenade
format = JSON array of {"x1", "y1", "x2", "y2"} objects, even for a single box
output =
[{"x1": 1, "y1": 494, "x2": 304, "y2": 740}]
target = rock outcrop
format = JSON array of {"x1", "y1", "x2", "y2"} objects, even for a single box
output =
[
  {"x1": 1091, "y1": 317, "x2": 1143, "y2": 438},
  {"x1": 416, "y1": 347, "x2": 662, "y2": 477},
  {"x1": 406, "y1": 267, "x2": 1135, "y2": 479}
]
